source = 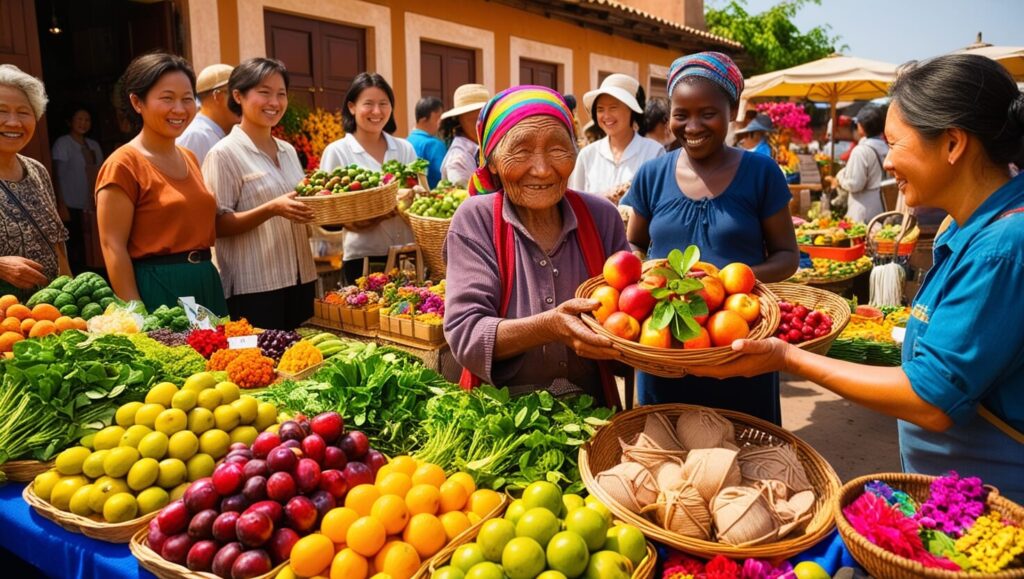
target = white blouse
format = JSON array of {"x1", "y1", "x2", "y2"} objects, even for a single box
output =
[
  {"x1": 440, "y1": 135, "x2": 479, "y2": 186},
  {"x1": 568, "y1": 133, "x2": 665, "y2": 195},
  {"x1": 319, "y1": 133, "x2": 417, "y2": 261}
]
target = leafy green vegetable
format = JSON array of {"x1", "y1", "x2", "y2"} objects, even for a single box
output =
[
  {"x1": 142, "y1": 305, "x2": 191, "y2": 332},
  {"x1": 0, "y1": 331, "x2": 159, "y2": 465},
  {"x1": 127, "y1": 334, "x2": 207, "y2": 383}
]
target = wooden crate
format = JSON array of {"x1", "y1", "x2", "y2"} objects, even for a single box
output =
[
  {"x1": 312, "y1": 300, "x2": 379, "y2": 337},
  {"x1": 379, "y1": 314, "x2": 445, "y2": 347}
]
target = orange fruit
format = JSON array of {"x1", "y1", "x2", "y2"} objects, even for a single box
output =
[
  {"x1": 330, "y1": 548, "x2": 369, "y2": 579},
  {"x1": 373, "y1": 541, "x2": 421, "y2": 579},
  {"x1": 346, "y1": 516, "x2": 386, "y2": 557},
  {"x1": 402, "y1": 513, "x2": 446, "y2": 558},
  {"x1": 20, "y1": 318, "x2": 35, "y2": 335},
  {"x1": 467, "y1": 489, "x2": 503, "y2": 518},
  {"x1": 73, "y1": 317, "x2": 87, "y2": 331},
  {"x1": 370, "y1": 494, "x2": 410, "y2": 535},
  {"x1": 0, "y1": 295, "x2": 18, "y2": 314},
  {"x1": 290, "y1": 533, "x2": 335, "y2": 577},
  {"x1": 405, "y1": 484, "x2": 440, "y2": 516},
  {"x1": 344, "y1": 484, "x2": 381, "y2": 517},
  {"x1": 31, "y1": 304, "x2": 60, "y2": 322},
  {"x1": 410, "y1": 463, "x2": 446, "y2": 488},
  {"x1": 466, "y1": 512, "x2": 482, "y2": 525},
  {"x1": 389, "y1": 456, "x2": 418, "y2": 477},
  {"x1": 29, "y1": 320, "x2": 56, "y2": 338},
  {"x1": 374, "y1": 464, "x2": 396, "y2": 483},
  {"x1": 54, "y1": 316, "x2": 76, "y2": 333},
  {"x1": 1, "y1": 317, "x2": 21, "y2": 334},
  {"x1": 0, "y1": 331, "x2": 24, "y2": 353},
  {"x1": 321, "y1": 507, "x2": 360, "y2": 544},
  {"x1": 376, "y1": 472, "x2": 413, "y2": 498},
  {"x1": 447, "y1": 472, "x2": 476, "y2": 496},
  {"x1": 6, "y1": 304, "x2": 31, "y2": 321},
  {"x1": 439, "y1": 510, "x2": 472, "y2": 541},
  {"x1": 439, "y1": 479, "x2": 469, "y2": 513}
]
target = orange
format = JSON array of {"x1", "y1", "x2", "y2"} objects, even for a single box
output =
[
  {"x1": 290, "y1": 533, "x2": 335, "y2": 577},
  {"x1": 374, "y1": 464, "x2": 396, "y2": 483},
  {"x1": 404, "y1": 484, "x2": 440, "y2": 516},
  {"x1": 346, "y1": 516, "x2": 386, "y2": 557},
  {"x1": 467, "y1": 489, "x2": 503, "y2": 518},
  {"x1": 31, "y1": 304, "x2": 60, "y2": 322},
  {"x1": 330, "y1": 548, "x2": 369, "y2": 579},
  {"x1": 439, "y1": 479, "x2": 469, "y2": 513},
  {"x1": 29, "y1": 320, "x2": 56, "y2": 338},
  {"x1": 439, "y1": 510, "x2": 472, "y2": 541},
  {"x1": 0, "y1": 295, "x2": 18, "y2": 314},
  {"x1": 446, "y1": 472, "x2": 476, "y2": 496},
  {"x1": 321, "y1": 507, "x2": 360, "y2": 544},
  {"x1": 410, "y1": 463, "x2": 446, "y2": 488},
  {"x1": 73, "y1": 317, "x2": 87, "y2": 331},
  {"x1": 376, "y1": 472, "x2": 413, "y2": 498},
  {"x1": 402, "y1": 513, "x2": 446, "y2": 558},
  {"x1": 389, "y1": 456, "x2": 418, "y2": 477},
  {"x1": 54, "y1": 316, "x2": 76, "y2": 333},
  {"x1": 466, "y1": 512, "x2": 482, "y2": 525},
  {"x1": 6, "y1": 304, "x2": 31, "y2": 321},
  {"x1": 20, "y1": 318, "x2": 35, "y2": 335},
  {"x1": 0, "y1": 331, "x2": 24, "y2": 353},
  {"x1": 373, "y1": 541, "x2": 421, "y2": 579},
  {"x1": 344, "y1": 484, "x2": 381, "y2": 517},
  {"x1": 370, "y1": 494, "x2": 410, "y2": 535},
  {"x1": 1, "y1": 317, "x2": 21, "y2": 334}
]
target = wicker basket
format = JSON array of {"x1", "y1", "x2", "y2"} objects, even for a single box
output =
[
  {"x1": 130, "y1": 527, "x2": 285, "y2": 579},
  {"x1": 298, "y1": 180, "x2": 399, "y2": 225},
  {"x1": 23, "y1": 483, "x2": 157, "y2": 543},
  {"x1": 835, "y1": 473, "x2": 1024, "y2": 579},
  {"x1": 407, "y1": 212, "x2": 451, "y2": 279},
  {"x1": 579, "y1": 404, "x2": 841, "y2": 560},
  {"x1": 1, "y1": 459, "x2": 53, "y2": 482},
  {"x1": 764, "y1": 283, "x2": 851, "y2": 355},
  {"x1": 575, "y1": 278, "x2": 780, "y2": 378}
]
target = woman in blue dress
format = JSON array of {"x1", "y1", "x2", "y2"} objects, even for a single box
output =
[
  {"x1": 689, "y1": 54, "x2": 1024, "y2": 502},
  {"x1": 620, "y1": 52, "x2": 799, "y2": 424}
]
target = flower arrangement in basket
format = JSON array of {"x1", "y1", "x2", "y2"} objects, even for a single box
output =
[
  {"x1": 271, "y1": 103, "x2": 343, "y2": 171},
  {"x1": 378, "y1": 280, "x2": 446, "y2": 345},
  {"x1": 837, "y1": 471, "x2": 1024, "y2": 577},
  {"x1": 316, "y1": 270, "x2": 416, "y2": 335},
  {"x1": 575, "y1": 246, "x2": 779, "y2": 377}
]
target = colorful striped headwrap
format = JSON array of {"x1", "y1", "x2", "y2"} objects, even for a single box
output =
[
  {"x1": 667, "y1": 51, "x2": 744, "y2": 104},
  {"x1": 469, "y1": 85, "x2": 576, "y2": 196}
]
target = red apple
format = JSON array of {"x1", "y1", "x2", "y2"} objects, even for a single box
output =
[
  {"x1": 310, "y1": 412, "x2": 344, "y2": 443},
  {"x1": 638, "y1": 318, "x2": 672, "y2": 348},
  {"x1": 212, "y1": 543, "x2": 245, "y2": 578},
  {"x1": 235, "y1": 511, "x2": 274, "y2": 547},
  {"x1": 590, "y1": 285, "x2": 620, "y2": 324},
  {"x1": 244, "y1": 500, "x2": 285, "y2": 526},
  {"x1": 212, "y1": 511, "x2": 241, "y2": 543},
  {"x1": 319, "y1": 469, "x2": 349, "y2": 499},
  {"x1": 284, "y1": 496, "x2": 318, "y2": 532},
  {"x1": 603, "y1": 311, "x2": 640, "y2": 341},
  {"x1": 231, "y1": 549, "x2": 273, "y2": 579},
  {"x1": 603, "y1": 251, "x2": 642, "y2": 291},
  {"x1": 161, "y1": 533, "x2": 192, "y2": 565},
  {"x1": 682, "y1": 327, "x2": 711, "y2": 349},
  {"x1": 157, "y1": 500, "x2": 189, "y2": 535},
  {"x1": 267, "y1": 527, "x2": 300, "y2": 564},
  {"x1": 186, "y1": 540, "x2": 218, "y2": 572},
  {"x1": 707, "y1": 310, "x2": 750, "y2": 347},
  {"x1": 618, "y1": 284, "x2": 656, "y2": 322},
  {"x1": 719, "y1": 262, "x2": 756, "y2": 295},
  {"x1": 266, "y1": 472, "x2": 297, "y2": 502},
  {"x1": 723, "y1": 293, "x2": 760, "y2": 324}
]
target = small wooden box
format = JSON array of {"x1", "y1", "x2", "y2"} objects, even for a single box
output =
[{"x1": 379, "y1": 314, "x2": 444, "y2": 347}]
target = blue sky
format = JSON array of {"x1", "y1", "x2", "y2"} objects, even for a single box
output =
[{"x1": 708, "y1": 0, "x2": 1024, "y2": 65}]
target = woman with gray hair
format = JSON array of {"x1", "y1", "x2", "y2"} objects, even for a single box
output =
[{"x1": 0, "y1": 64, "x2": 70, "y2": 300}]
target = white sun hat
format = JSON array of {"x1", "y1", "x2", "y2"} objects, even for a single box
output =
[
  {"x1": 583, "y1": 73, "x2": 643, "y2": 114},
  {"x1": 440, "y1": 84, "x2": 491, "y2": 120}
]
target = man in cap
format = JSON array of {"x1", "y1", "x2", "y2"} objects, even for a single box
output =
[
  {"x1": 177, "y1": 63, "x2": 239, "y2": 164},
  {"x1": 734, "y1": 113, "x2": 775, "y2": 158}
]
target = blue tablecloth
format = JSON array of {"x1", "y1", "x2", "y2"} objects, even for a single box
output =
[{"x1": 0, "y1": 483, "x2": 154, "y2": 579}]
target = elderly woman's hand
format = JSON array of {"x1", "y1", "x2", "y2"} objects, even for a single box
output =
[
  {"x1": 685, "y1": 338, "x2": 792, "y2": 378},
  {"x1": 0, "y1": 256, "x2": 49, "y2": 289},
  {"x1": 547, "y1": 298, "x2": 622, "y2": 361}
]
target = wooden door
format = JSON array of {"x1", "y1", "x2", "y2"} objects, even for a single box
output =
[
  {"x1": 520, "y1": 58, "x2": 558, "y2": 90},
  {"x1": 420, "y1": 41, "x2": 476, "y2": 110},
  {"x1": 648, "y1": 76, "x2": 667, "y2": 100},
  {"x1": 0, "y1": 0, "x2": 49, "y2": 167},
  {"x1": 265, "y1": 11, "x2": 365, "y2": 112}
]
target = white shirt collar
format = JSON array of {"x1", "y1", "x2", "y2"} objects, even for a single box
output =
[
  {"x1": 345, "y1": 132, "x2": 399, "y2": 155},
  {"x1": 597, "y1": 132, "x2": 642, "y2": 164}
]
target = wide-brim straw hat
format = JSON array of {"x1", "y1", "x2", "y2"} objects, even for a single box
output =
[
  {"x1": 583, "y1": 73, "x2": 643, "y2": 114},
  {"x1": 735, "y1": 114, "x2": 776, "y2": 135},
  {"x1": 196, "y1": 64, "x2": 234, "y2": 93},
  {"x1": 441, "y1": 84, "x2": 491, "y2": 120}
]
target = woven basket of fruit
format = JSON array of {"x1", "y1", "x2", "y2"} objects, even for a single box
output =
[
  {"x1": 130, "y1": 525, "x2": 287, "y2": 579},
  {"x1": 0, "y1": 459, "x2": 54, "y2": 482},
  {"x1": 295, "y1": 166, "x2": 400, "y2": 225},
  {"x1": 23, "y1": 483, "x2": 158, "y2": 543},
  {"x1": 765, "y1": 283, "x2": 850, "y2": 356},
  {"x1": 402, "y1": 182, "x2": 467, "y2": 279},
  {"x1": 575, "y1": 247, "x2": 779, "y2": 378}
]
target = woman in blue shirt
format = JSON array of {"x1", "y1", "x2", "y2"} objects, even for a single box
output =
[
  {"x1": 621, "y1": 52, "x2": 798, "y2": 424},
  {"x1": 690, "y1": 54, "x2": 1024, "y2": 502}
]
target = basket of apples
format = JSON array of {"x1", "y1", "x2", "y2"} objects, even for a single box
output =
[
  {"x1": 575, "y1": 246, "x2": 780, "y2": 378},
  {"x1": 293, "y1": 165, "x2": 401, "y2": 225},
  {"x1": 765, "y1": 282, "x2": 850, "y2": 356}
]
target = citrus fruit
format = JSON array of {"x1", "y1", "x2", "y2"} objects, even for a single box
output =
[
  {"x1": 502, "y1": 536, "x2": 546, "y2": 579},
  {"x1": 347, "y1": 516, "x2": 386, "y2": 557},
  {"x1": 521, "y1": 481, "x2": 562, "y2": 515},
  {"x1": 561, "y1": 493, "x2": 585, "y2": 515},
  {"x1": 198, "y1": 429, "x2": 230, "y2": 459},
  {"x1": 446, "y1": 472, "x2": 476, "y2": 496},
  {"x1": 432, "y1": 566, "x2": 466, "y2": 579},
  {"x1": 231, "y1": 395, "x2": 257, "y2": 423},
  {"x1": 546, "y1": 531, "x2": 589, "y2": 578},
  {"x1": 389, "y1": 456, "x2": 418, "y2": 477},
  {"x1": 50, "y1": 475, "x2": 89, "y2": 511},
  {"x1": 291, "y1": 533, "x2": 335, "y2": 577},
  {"x1": 213, "y1": 405, "x2": 240, "y2": 432},
  {"x1": 196, "y1": 388, "x2": 222, "y2": 410},
  {"x1": 186, "y1": 453, "x2": 215, "y2": 481},
  {"x1": 82, "y1": 449, "x2": 110, "y2": 479},
  {"x1": 515, "y1": 507, "x2": 560, "y2": 548},
  {"x1": 92, "y1": 426, "x2": 125, "y2": 450},
  {"x1": 477, "y1": 518, "x2": 516, "y2": 563},
  {"x1": 403, "y1": 512, "x2": 446, "y2": 558},
  {"x1": 321, "y1": 507, "x2": 360, "y2": 543},
  {"x1": 170, "y1": 389, "x2": 197, "y2": 412},
  {"x1": 793, "y1": 561, "x2": 831, "y2": 579},
  {"x1": 33, "y1": 470, "x2": 62, "y2": 501},
  {"x1": 187, "y1": 407, "x2": 215, "y2": 434},
  {"x1": 138, "y1": 431, "x2": 169, "y2": 459},
  {"x1": 439, "y1": 510, "x2": 472, "y2": 541},
  {"x1": 584, "y1": 496, "x2": 613, "y2": 526},
  {"x1": 157, "y1": 458, "x2": 187, "y2": 488},
  {"x1": 371, "y1": 494, "x2": 411, "y2": 535},
  {"x1": 103, "y1": 446, "x2": 139, "y2": 478},
  {"x1": 115, "y1": 402, "x2": 144, "y2": 427},
  {"x1": 88, "y1": 476, "x2": 129, "y2": 512},
  {"x1": 69, "y1": 483, "x2": 95, "y2": 516},
  {"x1": 345, "y1": 484, "x2": 381, "y2": 517},
  {"x1": 146, "y1": 382, "x2": 179, "y2": 406},
  {"x1": 405, "y1": 483, "x2": 440, "y2": 516},
  {"x1": 583, "y1": 551, "x2": 631, "y2": 579},
  {"x1": 215, "y1": 381, "x2": 241, "y2": 404},
  {"x1": 377, "y1": 471, "x2": 413, "y2": 498},
  {"x1": 467, "y1": 489, "x2": 502, "y2": 518},
  {"x1": 565, "y1": 506, "x2": 609, "y2": 551},
  {"x1": 134, "y1": 403, "x2": 165, "y2": 429},
  {"x1": 136, "y1": 487, "x2": 170, "y2": 515},
  {"x1": 537, "y1": 571, "x2": 569, "y2": 579},
  {"x1": 126, "y1": 457, "x2": 160, "y2": 491},
  {"x1": 451, "y1": 542, "x2": 487, "y2": 573},
  {"x1": 55, "y1": 446, "x2": 92, "y2": 475},
  {"x1": 330, "y1": 548, "x2": 368, "y2": 579},
  {"x1": 439, "y1": 479, "x2": 469, "y2": 513},
  {"x1": 254, "y1": 402, "x2": 278, "y2": 431},
  {"x1": 605, "y1": 525, "x2": 646, "y2": 567},
  {"x1": 102, "y1": 492, "x2": 138, "y2": 523},
  {"x1": 411, "y1": 463, "x2": 446, "y2": 488},
  {"x1": 464, "y1": 562, "x2": 504, "y2": 579},
  {"x1": 374, "y1": 540, "x2": 421, "y2": 579},
  {"x1": 183, "y1": 372, "x2": 216, "y2": 393},
  {"x1": 504, "y1": 499, "x2": 527, "y2": 525},
  {"x1": 120, "y1": 424, "x2": 152, "y2": 448},
  {"x1": 229, "y1": 425, "x2": 258, "y2": 446}
]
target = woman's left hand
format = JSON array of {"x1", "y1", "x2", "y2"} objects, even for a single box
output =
[
  {"x1": 548, "y1": 298, "x2": 622, "y2": 361},
  {"x1": 685, "y1": 338, "x2": 792, "y2": 378}
]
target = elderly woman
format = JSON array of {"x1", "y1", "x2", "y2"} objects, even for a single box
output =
[
  {"x1": 691, "y1": 54, "x2": 1024, "y2": 501},
  {"x1": 444, "y1": 86, "x2": 628, "y2": 405},
  {"x1": 0, "y1": 65, "x2": 70, "y2": 301}
]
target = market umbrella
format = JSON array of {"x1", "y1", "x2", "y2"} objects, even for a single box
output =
[{"x1": 952, "y1": 33, "x2": 1024, "y2": 80}]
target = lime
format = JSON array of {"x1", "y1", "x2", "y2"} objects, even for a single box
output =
[
  {"x1": 583, "y1": 551, "x2": 631, "y2": 579},
  {"x1": 213, "y1": 405, "x2": 240, "y2": 432},
  {"x1": 432, "y1": 566, "x2": 466, "y2": 579},
  {"x1": 196, "y1": 389, "x2": 222, "y2": 410},
  {"x1": 169, "y1": 482, "x2": 189, "y2": 501},
  {"x1": 451, "y1": 543, "x2": 487, "y2": 573},
  {"x1": 92, "y1": 426, "x2": 126, "y2": 450},
  {"x1": 584, "y1": 496, "x2": 613, "y2": 527},
  {"x1": 561, "y1": 493, "x2": 585, "y2": 516},
  {"x1": 88, "y1": 476, "x2": 129, "y2": 512},
  {"x1": 253, "y1": 402, "x2": 278, "y2": 431},
  {"x1": 501, "y1": 537, "x2": 545, "y2": 579},
  {"x1": 134, "y1": 403, "x2": 165, "y2": 429},
  {"x1": 546, "y1": 531, "x2": 589, "y2": 578},
  {"x1": 157, "y1": 458, "x2": 187, "y2": 488},
  {"x1": 55, "y1": 446, "x2": 92, "y2": 475},
  {"x1": 605, "y1": 525, "x2": 646, "y2": 567},
  {"x1": 68, "y1": 483, "x2": 95, "y2": 516},
  {"x1": 464, "y1": 562, "x2": 504, "y2": 579},
  {"x1": 146, "y1": 382, "x2": 179, "y2": 406},
  {"x1": 137, "y1": 487, "x2": 170, "y2": 515},
  {"x1": 477, "y1": 518, "x2": 516, "y2": 562},
  {"x1": 565, "y1": 506, "x2": 609, "y2": 552},
  {"x1": 231, "y1": 395, "x2": 258, "y2": 424},
  {"x1": 186, "y1": 453, "x2": 216, "y2": 481},
  {"x1": 515, "y1": 507, "x2": 560, "y2": 548},
  {"x1": 537, "y1": 572, "x2": 569, "y2": 579},
  {"x1": 229, "y1": 425, "x2": 258, "y2": 446},
  {"x1": 120, "y1": 424, "x2": 153, "y2": 448},
  {"x1": 103, "y1": 446, "x2": 140, "y2": 478},
  {"x1": 521, "y1": 481, "x2": 562, "y2": 515},
  {"x1": 198, "y1": 429, "x2": 230, "y2": 459},
  {"x1": 49, "y1": 476, "x2": 89, "y2": 511},
  {"x1": 504, "y1": 499, "x2": 527, "y2": 525}
]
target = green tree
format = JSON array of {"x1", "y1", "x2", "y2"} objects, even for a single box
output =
[{"x1": 706, "y1": 0, "x2": 844, "y2": 75}]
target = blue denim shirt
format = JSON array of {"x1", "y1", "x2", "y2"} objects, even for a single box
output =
[{"x1": 899, "y1": 173, "x2": 1024, "y2": 502}]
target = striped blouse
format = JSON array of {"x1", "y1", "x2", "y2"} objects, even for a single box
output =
[{"x1": 203, "y1": 126, "x2": 317, "y2": 298}]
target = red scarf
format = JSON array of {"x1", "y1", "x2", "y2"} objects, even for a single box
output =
[{"x1": 458, "y1": 191, "x2": 622, "y2": 409}]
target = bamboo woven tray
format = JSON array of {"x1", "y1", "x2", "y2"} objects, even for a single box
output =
[
  {"x1": 580, "y1": 403, "x2": 841, "y2": 560},
  {"x1": 23, "y1": 483, "x2": 158, "y2": 543},
  {"x1": 297, "y1": 180, "x2": 399, "y2": 225},
  {"x1": 130, "y1": 527, "x2": 285, "y2": 579},
  {"x1": 1, "y1": 459, "x2": 53, "y2": 482},
  {"x1": 836, "y1": 473, "x2": 1024, "y2": 579},
  {"x1": 575, "y1": 277, "x2": 780, "y2": 378},
  {"x1": 406, "y1": 212, "x2": 451, "y2": 279},
  {"x1": 765, "y1": 283, "x2": 851, "y2": 355}
]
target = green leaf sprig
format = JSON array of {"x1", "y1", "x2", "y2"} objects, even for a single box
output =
[{"x1": 646, "y1": 245, "x2": 710, "y2": 342}]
